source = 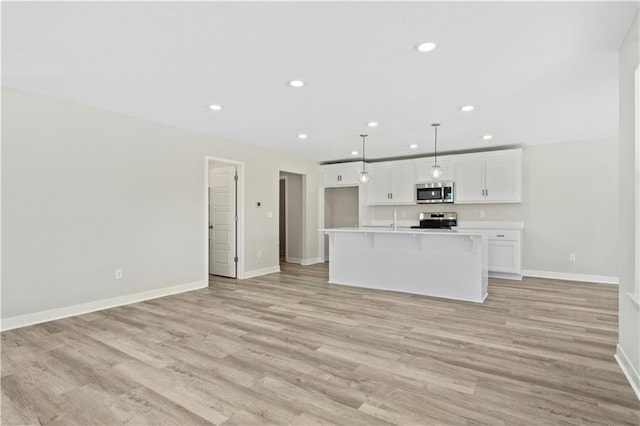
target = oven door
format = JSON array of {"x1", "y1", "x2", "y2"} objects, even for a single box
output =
[{"x1": 416, "y1": 186, "x2": 444, "y2": 203}]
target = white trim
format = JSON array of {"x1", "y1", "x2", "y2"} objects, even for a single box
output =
[
  {"x1": 523, "y1": 269, "x2": 619, "y2": 285},
  {"x1": 1, "y1": 280, "x2": 207, "y2": 332},
  {"x1": 489, "y1": 271, "x2": 523, "y2": 281},
  {"x1": 302, "y1": 257, "x2": 324, "y2": 266},
  {"x1": 635, "y1": 64, "x2": 640, "y2": 297},
  {"x1": 628, "y1": 292, "x2": 640, "y2": 309},
  {"x1": 615, "y1": 344, "x2": 640, "y2": 401},
  {"x1": 286, "y1": 257, "x2": 302, "y2": 264},
  {"x1": 242, "y1": 266, "x2": 280, "y2": 279},
  {"x1": 205, "y1": 156, "x2": 245, "y2": 279},
  {"x1": 301, "y1": 174, "x2": 308, "y2": 265}
]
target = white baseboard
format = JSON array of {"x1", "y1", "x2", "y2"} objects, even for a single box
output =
[
  {"x1": 523, "y1": 269, "x2": 619, "y2": 285},
  {"x1": 242, "y1": 266, "x2": 280, "y2": 279},
  {"x1": 302, "y1": 257, "x2": 323, "y2": 266},
  {"x1": 489, "y1": 272, "x2": 523, "y2": 281},
  {"x1": 615, "y1": 344, "x2": 640, "y2": 400},
  {"x1": 0, "y1": 280, "x2": 207, "y2": 332},
  {"x1": 286, "y1": 257, "x2": 302, "y2": 264}
]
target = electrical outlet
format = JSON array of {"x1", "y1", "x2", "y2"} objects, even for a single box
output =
[
  {"x1": 115, "y1": 269, "x2": 123, "y2": 279},
  {"x1": 257, "y1": 251, "x2": 262, "y2": 258},
  {"x1": 480, "y1": 210, "x2": 485, "y2": 218},
  {"x1": 569, "y1": 253, "x2": 576, "y2": 261}
]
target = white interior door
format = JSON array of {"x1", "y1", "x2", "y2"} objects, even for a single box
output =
[{"x1": 209, "y1": 166, "x2": 237, "y2": 277}]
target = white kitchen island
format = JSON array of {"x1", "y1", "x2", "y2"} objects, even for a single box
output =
[{"x1": 322, "y1": 227, "x2": 488, "y2": 303}]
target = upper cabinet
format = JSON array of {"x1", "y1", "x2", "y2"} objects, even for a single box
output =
[
  {"x1": 454, "y1": 149, "x2": 522, "y2": 204},
  {"x1": 321, "y1": 148, "x2": 523, "y2": 205},
  {"x1": 321, "y1": 162, "x2": 362, "y2": 187},
  {"x1": 367, "y1": 162, "x2": 414, "y2": 205}
]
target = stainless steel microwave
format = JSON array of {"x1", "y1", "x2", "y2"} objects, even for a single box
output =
[{"x1": 415, "y1": 181, "x2": 454, "y2": 204}]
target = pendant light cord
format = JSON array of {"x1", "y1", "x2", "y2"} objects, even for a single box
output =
[
  {"x1": 361, "y1": 134, "x2": 367, "y2": 171},
  {"x1": 432, "y1": 123, "x2": 440, "y2": 165}
]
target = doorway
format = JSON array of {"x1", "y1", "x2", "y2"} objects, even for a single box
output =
[
  {"x1": 279, "y1": 177, "x2": 286, "y2": 264},
  {"x1": 279, "y1": 172, "x2": 303, "y2": 265},
  {"x1": 207, "y1": 158, "x2": 244, "y2": 279}
]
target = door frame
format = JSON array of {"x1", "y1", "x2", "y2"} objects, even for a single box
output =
[
  {"x1": 279, "y1": 175, "x2": 289, "y2": 262},
  {"x1": 205, "y1": 156, "x2": 245, "y2": 279}
]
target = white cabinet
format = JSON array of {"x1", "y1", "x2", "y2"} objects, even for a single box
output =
[
  {"x1": 455, "y1": 226, "x2": 523, "y2": 279},
  {"x1": 486, "y1": 230, "x2": 522, "y2": 275},
  {"x1": 321, "y1": 163, "x2": 361, "y2": 187},
  {"x1": 453, "y1": 149, "x2": 522, "y2": 204},
  {"x1": 414, "y1": 158, "x2": 453, "y2": 182},
  {"x1": 367, "y1": 163, "x2": 414, "y2": 205}
]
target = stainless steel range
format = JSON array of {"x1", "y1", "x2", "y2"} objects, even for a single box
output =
[{"x1": 410, "y1": 212, "x2": 457, "y2": 230}]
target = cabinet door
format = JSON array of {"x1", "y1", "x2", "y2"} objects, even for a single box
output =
[
  {"x1": 389, "y1": 165, "x2": 415, "y2": 203},
  {"x1": 488, "y1": 240, "x2": 520, "y2": 273},
  {"x1": 367, "y1": 167, "x2": 392, "y2": 205},
  {"x1": 339, "y1": 166, "x2": 361, "y2": 186},
  {"x1": 454, "y1": 159, "x2": 485, "y2": 203},
  {"x1": 485, "y1": 156, "x2": 520, "y2": 202},
  {"x1": 322, "y1": 171, "x2": 341, "y2": 186},
  {"x1": 322, "y1": 164, "x2": 361, "y2": 187},
  {"x1": 415, "y1": 159, "x2": 453, "y2": 182}
]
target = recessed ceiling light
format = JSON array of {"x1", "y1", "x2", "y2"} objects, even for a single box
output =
[
  {"x1": 289, "y1": 80, "x2": 304, "y2": 88},
  {"x1": 368, "y1": 122, "x2": 378, "y2": 127},
  {"x1": 208, "y1": 104, "x2": 222, "y2": 111},
  {"x1": 298, "y1": 133, "x2": 308, "y2": 139},
  {"x1": 351, "y1": 151, "x2": 358, "y2": 156},
  {"x1": 482, "y1": 134, "x2": 493, "y2": 140},
  {"x1": 461, "y1": 105, "x2": 475, "y2": 112},
  {"x1": 409, "y1": 144, "x2": 418, "y2": 149},
  {"x1": 416, "y1": 42, "x2": 437, "y2": 53}
]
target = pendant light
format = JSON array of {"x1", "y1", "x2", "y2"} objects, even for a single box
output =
[
  {"x1": 358, "y1": 134, "x2": 370, "y2": 183},
  {"x1": 430, "y1": 123, "x2": 443, "y2": 179}
]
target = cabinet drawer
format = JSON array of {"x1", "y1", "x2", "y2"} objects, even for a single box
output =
[{"x1": 486, "y1": 230, "x2": 520, "y2": 241}]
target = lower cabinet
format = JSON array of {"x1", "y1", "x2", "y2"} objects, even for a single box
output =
[{"x1": 456, "y1": 227, "x2": 523, "y2": 279}]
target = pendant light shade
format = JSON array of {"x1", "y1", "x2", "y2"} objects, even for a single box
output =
[
  {"x1": 358, "y1": 134, "x2": 369, "y2": 183},
  {"x1": 430, "y1": 123, "x2": 442, "y2": 179},
  {"x1": 430, "y1": 164, "x2": 443, "y2": 179}
]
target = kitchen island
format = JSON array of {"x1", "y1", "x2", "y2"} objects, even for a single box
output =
[{"x1": 322, "y1": 227, "x2": 488, "y2": 303}]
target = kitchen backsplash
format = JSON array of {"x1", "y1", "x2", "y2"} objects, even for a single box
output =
[{"x1": 368, "y1": 203, "x2": 526, "y2": 226}]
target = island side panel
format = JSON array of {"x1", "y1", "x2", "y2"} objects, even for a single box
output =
[{"x1": 326, "y1": 231, "x2": 487, "y2": 303}]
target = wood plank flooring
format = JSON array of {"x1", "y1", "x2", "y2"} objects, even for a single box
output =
[{"x1": 2, "y1": 262, "x2": 639, "y2": 425}]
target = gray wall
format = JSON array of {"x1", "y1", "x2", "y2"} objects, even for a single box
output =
[
  {"x1": 2, "y1": 87, "x2": 321, "y2": 319},
  {"x1": 618, "y1": 12, "x2": 640, "y2": 391},
  {"x1": 371, "y1": 139, "x2": 619, "y2": 278},
  {"x1": 280, "y1": 172, "x2": 303, "y2": 261}
]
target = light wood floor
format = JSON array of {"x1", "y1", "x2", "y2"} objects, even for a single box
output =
[{"x1": 2, "y1": 262, "x2": 639, "y2": 425}]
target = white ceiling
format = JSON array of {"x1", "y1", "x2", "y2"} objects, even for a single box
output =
[{"x1": 2, "y1": 2, "x2": 638, "y2": 163}]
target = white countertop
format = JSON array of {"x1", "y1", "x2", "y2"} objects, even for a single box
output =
[
  {"x1": 363, "y1": 220, "x2": 524, "y2": 230},
  {"x1": 454, "y1": 221, "x2": 525, "y2": 230},
  {"x1": 321, "y1": 227, "x2": 484, "y2": 237}
]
